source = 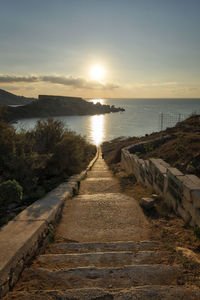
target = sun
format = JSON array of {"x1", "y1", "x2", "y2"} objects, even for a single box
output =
[{"x1": 90, "y1": 64, "x2": 105, "y2": 82}]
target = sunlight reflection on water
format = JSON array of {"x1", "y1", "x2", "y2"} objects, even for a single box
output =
[
  {"x1": 90, "y1": 114, "x2": 105, "y2": 145},
  {"x1": 91, "y1": 98, "x2": 104, "y2": 105}
]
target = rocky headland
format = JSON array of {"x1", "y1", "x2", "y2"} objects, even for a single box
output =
[
  {"x1": 3, "y1": 94, "x2": 125, "y2": 122},
  {"x1": 0, "y1": 89, "x2": 35, "y2": 105}
]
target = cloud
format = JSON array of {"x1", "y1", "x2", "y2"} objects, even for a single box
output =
[
  {"x1": 0, "y1": 74, "x2": 119, "y2": 90},
  {"x1": 0, "y1": 75, "x2": 38, "y2": 83},
  {"x1": 134, "y1": 81, "x2": 178, "y2": 88}
]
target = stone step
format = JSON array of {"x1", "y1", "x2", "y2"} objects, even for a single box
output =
[
  {"x1": 91, "y1": 166, "x2": 109, "y2": 171},
  {"x1": 5, "y1": 286, "x2": 200, "y2": 300},
  {"x1": 34, "y1": 250, "x2": 167, "y2": 269},
  {"x1": 79, "y1": 178, "x2": 120, "y2": 194},
  {"x1": 46, "y1": 241, "x2": 157, "y2": 254},
  {"x1": 15, "y1": 265, "x2": 182, "y2": 290},
  {"x1": 86, "y1": 171, "x2": 111, "y2": 178},
  {"x1": 34, "y1": 251, "x2": 135, "y2": 269}
]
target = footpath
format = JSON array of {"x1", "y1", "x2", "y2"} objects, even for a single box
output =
[{"x1": 4, "y1": 150, "x2": 200, "y2": 299}]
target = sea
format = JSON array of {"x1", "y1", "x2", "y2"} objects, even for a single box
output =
[{"x1": 14, "y1": 98, "x2": 200, "y2": 146}]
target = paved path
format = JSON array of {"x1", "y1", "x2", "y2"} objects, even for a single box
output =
[
  {"x1": 5, "y1": 150, "x2": 200, "y2": 299},
  {"x1": 54, "y1": 152, "x2": 150, "y2": 243}
]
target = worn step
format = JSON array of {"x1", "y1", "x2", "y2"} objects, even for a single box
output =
[
  {"x1": 46, "y1": 241, "x2": 157, "y2": 254},
  {"x1": 34, "y1": 250, "x2": 167, "y2": 269},
  {"x1": 34, "y1": 251, "x2": 134, "y2": 269},
  {"x1": 15, "y1": 265, "x2": 182, "y2": 291},
  {"x1": 5, "y1": 286, "x2": 200, "y2": 300},
  {"x1": 54, "y1": 193, "x2": 150, "y2": 243},
  {"x1": 91, "y1": 166, "x2": 109, "y2": 171},
  {"x1": 79, "y1": 178, "x2": 120, "y2": 194},
  {"x1": 86, "y1": 171, "x2": 111, "y2": 178}
]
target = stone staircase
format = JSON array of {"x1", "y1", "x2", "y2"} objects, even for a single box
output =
[{"x1": 5, "y1": 152, "x2": 200, "y2": 299}]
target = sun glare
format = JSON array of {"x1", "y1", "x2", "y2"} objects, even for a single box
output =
[
  {"x1": 90, "y1": 64, "x2": 105, "y2": 82},
  {"x1": 90, "y1": 115, "x2": 104, "y2": 146}
]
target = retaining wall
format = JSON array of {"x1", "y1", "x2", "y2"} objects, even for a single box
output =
[
  {"x1": 121, "y1": 141, "x2": 200, "y2": 227},
  {"x1": 0, "y1": 148, "x2": 99, "y2": 298}
]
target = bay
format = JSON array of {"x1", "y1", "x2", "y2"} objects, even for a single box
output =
[{"x1": 14, "y1": 98, "x2": 200, "y2": 145}]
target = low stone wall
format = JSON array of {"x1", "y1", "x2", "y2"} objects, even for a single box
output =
[
  {"x1": 0, "y1": 148, "x2": 99, "y2": 298},
  {"x1": 121, "y1": 141, "x2": 200, "y2": 227}
]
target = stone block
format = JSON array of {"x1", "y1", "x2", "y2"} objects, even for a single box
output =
[
  {"x1": 167, "y1": 167, "x2": 184, "y2": 177},
  {"x1": 129, "y1": 154, "x2": 137, "y2": 174},
  {"x1": 179, "y1": 175, "x2": 200, "y2": 202},
  {"x1": 166, "y1": 169, "x2": 184, "y2": 207},
  {"x1": 150, "y1": 159, "x2": 168, "y2": 175},
  {"x1": 165, "y1": 192, "x2": 178, "y2": 210},
  {"x1": 186, "y1": 175, "x2": 200, "y2": 186},
  {"x1": 192, "y1": 190, "x2": 200, "y2": 208},
  {"x1": 182, "y1": 197, "x2": 200, "y2": 227},
  {"x1": 139, "y1": 197, "x2": 155, "y2": 209},
  {"x1": 13, "y1": 182, "x2": 74, "y2": 223},
  {"x1": 0, "y1": 220, "x2": 47, "y2": 297},
  {"x1": 177, "y1": 205, "x2": 191, "y2": 224},
  {"x1": 127, "y1": 154, "x2": 134, "y2": 173},
  {"x1": 159, "y1": 159, "x2": 170, "y2": 168}
]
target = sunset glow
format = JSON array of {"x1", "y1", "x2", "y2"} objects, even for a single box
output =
[{"x1": 90, "y1": 64, "x2": 105, "y2": 82}]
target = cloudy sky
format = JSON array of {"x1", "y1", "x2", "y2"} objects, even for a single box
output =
[{"x1": 0, "y1": 0, "x2": 200, "y2": 98}]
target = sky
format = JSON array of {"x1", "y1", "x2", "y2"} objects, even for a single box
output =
[{"x1": 0, "y1": 0, "x2": 200, "y2": 98}]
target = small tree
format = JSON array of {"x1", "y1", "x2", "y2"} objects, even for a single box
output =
[{"x1": 0, "y1": 180, "x2": 23, "y2": 207}]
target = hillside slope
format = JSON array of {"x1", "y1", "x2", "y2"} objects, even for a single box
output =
[
  {"x1": 102, "y1": 114, "x2": 200, "y2": 177},
  {"x1": 0, "y1": 89, "x2": 35, "y2": 105}
]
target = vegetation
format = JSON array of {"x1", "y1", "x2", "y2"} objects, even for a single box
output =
[
  {"x1": 0, "y1": 180, "x2": 23, "y2": 208},
  {"x1": 102, "y1": 114, "x2": 200, "y2": 177},
  {"x1": 0, "y1": 118, "x2": 96, "y2": 226}
]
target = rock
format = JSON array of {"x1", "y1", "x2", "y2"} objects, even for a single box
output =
[
  {"x1": 139, "y1": 197, "x2": 155, "y2": 209},
  {"x1": 152, "y1": 194, "x2": 161, "y2": 200},
  {"x1": 176, "y1": 247, "x2": 200, "y2": 264}
]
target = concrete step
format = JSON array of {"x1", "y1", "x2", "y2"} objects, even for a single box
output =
[
  {"x1": 79, "y1": 178, "x2": 120, "y2": 194},
  {"x1": 34, "y1": 251, "x2": 135, "y2": 269},
  {"x1": 86, "y1": 171, "x2": 111, "y2": 178},
  {"x1": 46, "y1": 241, "x2": 157, "y2": 254},
  {"x1": 5, "y1": 286, "x2": 200, "y2": 300},
  {"x1": 15, "y1": 265, "x2": 182, "y2": 290},
  {"x1": 34, "y1": 250, "x2": 167, "y2": 269},
  {"x1": 91, "y1": 166, "x2": 109, "y2": 171},
  {"x1": 54, "y1": 193, "x2": 150, "y2": 243}
]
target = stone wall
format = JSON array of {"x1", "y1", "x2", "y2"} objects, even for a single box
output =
[
  {"x1": 0, "y1": 148, "x2": 99, "y2": 298},
  {"x1": 121, "y1": 141, "x2": 200, "y2": 227}
]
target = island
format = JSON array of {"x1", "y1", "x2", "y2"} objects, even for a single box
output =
[{"x1": 3, "y1": 94, "x2": 125, "y2": 122}]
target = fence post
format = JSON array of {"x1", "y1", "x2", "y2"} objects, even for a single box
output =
[{"x1": 161, "y1": 113, "x2": 163, "y2": 131}]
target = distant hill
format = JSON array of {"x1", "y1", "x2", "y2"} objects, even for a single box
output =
[
  {"x1": 4, "y1": 95, "x2": 125, "y2": 122},
  {"x1": 0, "y1": 89, "x2": 35, "y2": 105}
]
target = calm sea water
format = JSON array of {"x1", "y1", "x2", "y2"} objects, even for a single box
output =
[{"x1": 14, "y1": 98, "x2": 200, "y2": 145}]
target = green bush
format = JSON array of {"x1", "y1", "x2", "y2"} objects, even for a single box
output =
[
  {"x1": 0, "y1": 118, "x2": 96, "y2": 211},
  {"x1": 31, "y1": 117, "x2": 65, "y2": 154},
  {"x1": 0, "y1": 180, "x2": 23, "y2": 207}
]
